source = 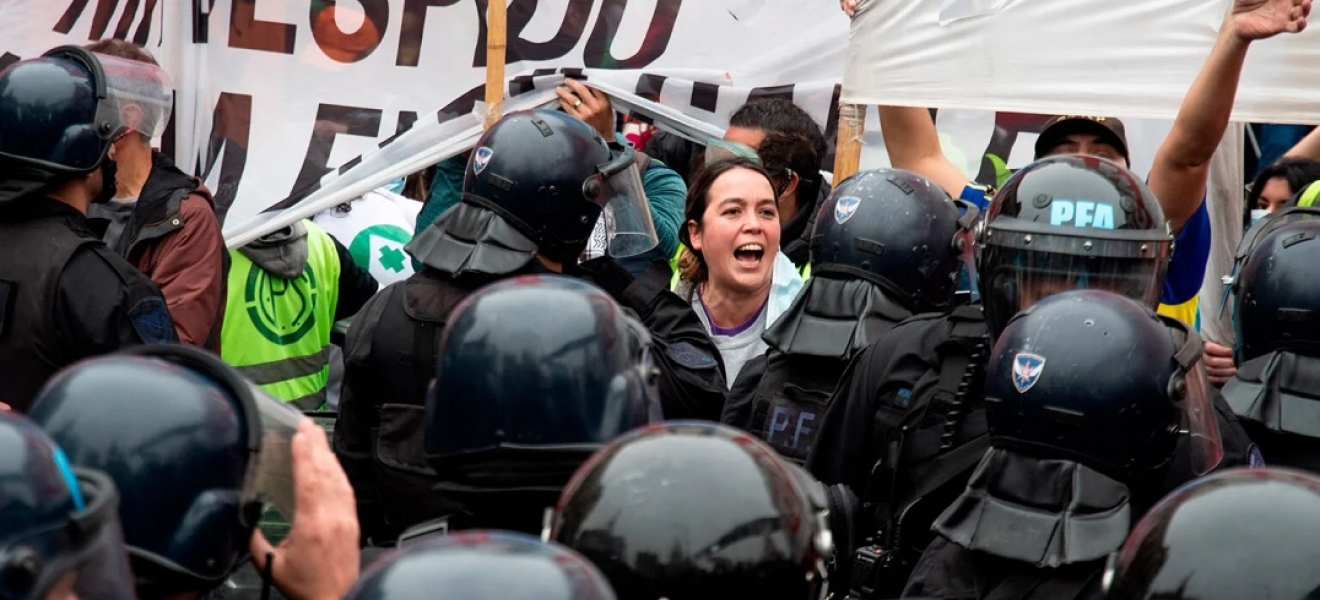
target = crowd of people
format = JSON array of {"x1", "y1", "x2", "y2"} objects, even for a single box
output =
[{"x1": 4, "y1": 0, "x2": 1320, "y2": 599}]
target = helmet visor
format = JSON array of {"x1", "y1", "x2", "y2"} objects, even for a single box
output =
[
  {"x1": 590, "y1": 146, "x2": 659, "y2": 258},
  {"x1": 980, "y1": 242, "x2": 1169, "y2": 337},
  {"x1": 0, "y1": 470, "x2": 138, "y2": 600},
  {"x1": 704, "y1": 137, "x2": 762, "y2": 166},
  {"x1": 239, "y1": 384, "x2": 306, "y2": 528},
  {"x1": 94, "y1": 52, "x2": 173, "y2": 141}
]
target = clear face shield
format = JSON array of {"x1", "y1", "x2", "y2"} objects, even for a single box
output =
[
  {"x1": 979, "y1": 225, "x2": 1171, "y2": 337},
  {"x1": 579, "y1": 144, "x2": 659, "y2": 261},
  {"x1": 705, "y1": 137, "x2": 762, "y2": 165},
  {"x1": 0, "y1": 469, "x2": 138, "y2": 600},
  {"x1": 1164, "y1": 317, "x2": 1223, "y2": 476},
  {"x1": 92, "y1": 53, "x2": 173, "y2": 142}
]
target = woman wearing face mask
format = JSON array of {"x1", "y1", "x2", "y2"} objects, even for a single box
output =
[
  {"x1": 1246, "y1": 157, "x2": 1320, "y2": 221},
  {"x1": 676, "y1": 158, "x2": 804, "y2": 387}
]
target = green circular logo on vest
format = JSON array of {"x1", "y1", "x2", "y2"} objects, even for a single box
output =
[{"x1": 244, "y1": 265, "x2": 319, "y2": 345}]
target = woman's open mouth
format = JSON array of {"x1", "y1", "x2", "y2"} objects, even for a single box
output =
[{"x1": 734, "y1": 243, "x2": 765, "y2": 266}]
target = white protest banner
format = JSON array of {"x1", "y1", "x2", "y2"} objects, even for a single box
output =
[
  {"x1": 842, "y1": 0, "x2": 1320, "y2": 123},
  {"x1": 4, "y1": 0, "x2": 1211, "y2": 247}
]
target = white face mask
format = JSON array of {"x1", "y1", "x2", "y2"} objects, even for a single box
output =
[{"x1": 1250, "y1": 208, "x2": 1270, "y2": 228}]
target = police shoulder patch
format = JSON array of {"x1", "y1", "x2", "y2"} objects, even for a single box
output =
[
  {"x1": 665, "y1": 341, "x2": 718, "y2": 370},
  {"x1": 835, "y1": 195, "x2": 862, "y2": 224},
  {"x1": 129, "y1": 296, "x2": 175, "y2": 344}
]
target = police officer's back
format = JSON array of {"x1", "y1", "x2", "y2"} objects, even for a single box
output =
[
  {"x1": 805, "y1": 155, "x2": 1254, "y2": 597},
  {"x1": 903, "y1": 290, "x2": 1220, "y2": 600},
  {"x1": 723, "y1": 168, "x2": 977, "y2": 464},
  {"x1": 1222, "y1": 208, "x2": 1320, "y2": 471},
  {"x1": 0, "y1": 46, "x2": 176, "y2": 412},
  {"x1": 403, "y1": 275, "x2": 658, "y2": 538},
  {"x1": 335, "y1": 109, "x2": 724, "y2": 546}
]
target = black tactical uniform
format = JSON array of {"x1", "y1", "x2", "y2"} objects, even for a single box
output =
[
  {"x1": 0, "y1": 47, "x2": 175, "y2": 412},
  {"x1": 806, "y1": 156, "x2": 1254, "y2": 598},
  {"x1": 724, "y1": 168, "x2": 977, "y2": 465},
  {"x1": 334, "y1": 109, "x2": 725, "y2": 545}
]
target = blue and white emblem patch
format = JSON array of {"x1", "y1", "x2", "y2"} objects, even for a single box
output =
[
  {"x1": 1247, "y1": 444, "x2": 1266, "y2": 468},
  {"x1": 1012, "y1": 352, "x2": 1046, "y2": 393},
  {"x1": 835, "y1": 195, "x2": 861, "y2": 224},
  {"x1": 472, "y1": 146, "x2": 494, "y2": 175}
]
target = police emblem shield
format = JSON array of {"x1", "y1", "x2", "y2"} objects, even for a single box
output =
[
  {"x1": 1012, "y1": 352, "x2": 1046, "y2": 393},
  {"x1": 473, "y1": 146, "x2": 494, "y2": 175},
  {"x1": 835, "y1": 195, "x2": 861, "y2": 224}
]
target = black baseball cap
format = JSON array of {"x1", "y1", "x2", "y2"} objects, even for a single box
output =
[{"x1": 1034, "y1": 115, "x2": 1130, "y2": 166}]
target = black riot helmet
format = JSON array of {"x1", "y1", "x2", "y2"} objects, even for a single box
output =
[
  {"x1": 985, "y1": 290, "x2": 1221, "y2": 480},
  {"x1": 1228, "y1": 207, "x2": 1320, "y2": 364},
  {"x1": 550, "y1": 421, "x2": 832, "y2": 600},
  {"x1": 0, "y1": 411, "x2": 137, "y2": 600},
  {"x1": 425, "y1": 274, "x2": 660, "y2": 461},
  {"x1": 809, "y1": 168, "x2": 978, "y2": 313},
  {"x1": 979, "y1": 154, "x2": 1172, "y2": 338},
  {"x1": 1104, "y1": 467, "x2": 1320, "y2": 600},
  {"x1": 0, "y1": 46, "x2": 127, "y2": 203},
  {"x1": 345, "y1": 530, "x2": 617, "y2": 600},
  {"x1": 461, "y1": 109, "x2": 658, "y2": 263},
  {"x1": 28, "y1": 345, "x2": 307, "y2": 596}
]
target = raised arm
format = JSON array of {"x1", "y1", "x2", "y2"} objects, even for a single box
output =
[{"x1": 877, "y1": 106, "x2": 971, "y2": 198}]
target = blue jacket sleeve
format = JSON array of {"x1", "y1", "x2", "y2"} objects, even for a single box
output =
[{"x1": 1161, "y1": 199, "x2": 1210, "y2": 306}]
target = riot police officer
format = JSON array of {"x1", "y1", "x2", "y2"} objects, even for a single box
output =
[
  {"x1": 550, "y1": 421, "x2": 834, "y2": 600},
  {"x1": 27, "y1": 345, "x2": 361, "y2": 600},
  {"x1": 1103, "y1": 468, "x2": 1320, "y2": 599},
  {"x1": 0, "y1": 410, "x2": 137, "y2": 600},
  {"x1": 345, "y1": 530, "x2": 617, "y2": 600},
  {"x1": 806, "y1": 155, "x2": 1254, "y2": 598},
  {"x1": 722, "y1": 168, "x2": 977, "y2": 465},
  {"x1": 0, "y1": 45, "x2": 176, "y2": 412},
  {"x1": 1222, "y1": 207, "x2": 1320, "y2": 471},
  {"x1": 384, "y1": 275, "x2": 660, "y2": 540},
  {"x1": 903, "y1": 290, "x2": 1219, "y2": 600}
]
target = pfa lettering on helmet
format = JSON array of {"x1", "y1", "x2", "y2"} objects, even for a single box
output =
[{"x1": 1048, "y1": 199, "x2": 1116, "y2": 229}]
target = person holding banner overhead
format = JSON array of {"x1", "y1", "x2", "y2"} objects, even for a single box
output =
[
  {"x1": 0, "y1": 45, "x2": 177, "y2": 413},
  {"x1": 336, "y1": 108, "x2": 726, "y2": 547}
]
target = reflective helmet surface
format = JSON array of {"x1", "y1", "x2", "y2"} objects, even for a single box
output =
[
  {"x1": 810, "y1": 168, "x2": 975, "y2": 312},
  {"x1": 28, "y1": 346, "x2": 259, "y2": 589},
  {"x1": 979, "y1": 155, "x2": 1171, "y2": 337},
  {"x1": 463, "y1": 109, "x2": 618, "y2": 262},
  {"x1": 345, "y1": 530, "x2": 617, "y2": 600},
  {"x1": 1105, "y1": 468, "x2": 1320, "y2": 600},
  {"x1": 1232, "y1": 215, "x2": 1320, "y2": 364},
  {"x1": 424, "y1": 275, "x2": 659, "y2": 460},
  {"x1": 985, "y1": 290, "x2": 1192, "y2": 479},
  {"x1": 551, "y1": 421, "x2": 829, "y2": 600},
  {"x1": 0, "y1": 46, "x2": 118, "y2": 175}
]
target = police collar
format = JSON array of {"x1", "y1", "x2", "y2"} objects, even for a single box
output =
[
  {"x1": 1222, "y1": 351, "x2": 1320, "y2": 439},
  {"x1": 933, "y1": 447, "x2": 1131, "y2": 568},
  {"x1": 762, "y1": 272, "x2": 912, "y2": 359}
]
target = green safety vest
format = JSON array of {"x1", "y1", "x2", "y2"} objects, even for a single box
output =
[{"x1": 222, "y1": 221, "x2": 341, "y2": 410}]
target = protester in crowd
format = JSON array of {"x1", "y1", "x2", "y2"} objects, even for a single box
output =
[
  {"x1": 83, "y1": 39, "x2": 228, "y2": 352},
  {"x1": 222, "y1": 219, "x2": 378, "y2": 410},
  {"x1": 1245, "y1": 156, "x2": 1320, "y2": 215},
  {"x1": 675, "y1": 157, "x2": 804, "y2": 386},
  {"x1": 0, "y1": 46, "x2": 176, "y2": 413}
]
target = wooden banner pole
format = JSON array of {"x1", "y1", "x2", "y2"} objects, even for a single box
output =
[{"x1": 483, "y1": 0, "x2": 508, "y2": 129}]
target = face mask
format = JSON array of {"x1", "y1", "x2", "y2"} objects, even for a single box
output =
[
  {"x1": 92, "y1": 159, "x2": 117, "y2": 205},
  {"x1": 1250, "y1": 208, "x2": 1269, "y2": 228}
]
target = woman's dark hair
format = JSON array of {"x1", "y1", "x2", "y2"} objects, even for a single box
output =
[
  {"x1": 677, "y1": 157, "x2": 775, "y2": 290},
  {"x1": 1247, "y1": 157, "x2": 1320, "y2": 209}
]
